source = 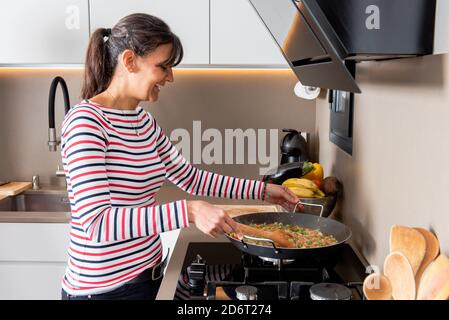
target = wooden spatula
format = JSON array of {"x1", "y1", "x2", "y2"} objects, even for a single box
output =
[
  {"x1": 390, "y1": 225, "x2": 426, "y2": 275},
  {"x1": 234, "y1": 222, "x2": 295, "y2": 248},
  {"x1": 413, "y1": 228, "x2": 440, "y2": 287},
  {"x1": 363, "y1": 273, "x2": 392, "y2": 300},
  {"x1": 417, "y1": 254, "x2": 449, "y2": 300},
  {"x1": 384, "y1": 251, "x2": 416, "y2": 300}
]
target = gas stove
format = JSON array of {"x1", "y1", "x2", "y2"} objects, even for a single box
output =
[{"x1": 174, "y1": 242, "x2": 367, "y2": 300}]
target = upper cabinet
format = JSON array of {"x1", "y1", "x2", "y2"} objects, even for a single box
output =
[
  {"x1": 0, "y1": 0, "x2": 89, "y2": 64},
  {"x1": 0, "y1": 0, "x2": 287, "y2": 67},
  {"x1": 210, "y1": 0, "x2": 287, "y2": 66},
  {"x1": 89, "y1": 0, "x2": 209, "y2": 65}
]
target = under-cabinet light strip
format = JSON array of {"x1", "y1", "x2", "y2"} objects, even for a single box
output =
[{"x1": 0, "y1": 64, "x2": 290, "y2": 70}]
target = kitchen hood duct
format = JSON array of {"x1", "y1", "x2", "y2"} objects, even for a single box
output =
[{"x1": 249, "y1": 0, "x2": 438, "y2": 93}]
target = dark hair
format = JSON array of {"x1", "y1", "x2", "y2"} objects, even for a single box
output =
[{"x1": 81, "y1": 13, "x2": 183, "y2": 99}]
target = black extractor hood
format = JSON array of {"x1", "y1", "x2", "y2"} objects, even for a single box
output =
[{"x1": 249, "y1": 0, "x2": 438, "y2": 93}]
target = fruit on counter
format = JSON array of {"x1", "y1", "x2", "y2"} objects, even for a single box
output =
[
  {"x1": 282, "y1": 178, "x2": 318, "y2": 189},
  {"x1": 322, "y1": 176, "x2": 342, "y2": 195},
  {"x1": 262, "y1": 162, "x2": 313, "y2": 185},
  {"x1": 301, "y1": 162, "x2": 324, "y2": 181},
  {"x1": 301, "y1": 162, "x2": 315, "y2": 176},
  {"x1": 282, "y1": 178, "x2": 325, "y2": 198},
  {"x1": 312, "y1": 179, "x2": 322, "y2": 190},
  {"x1": 288, "y1": 187, "x2": 316, "y2": 198}
]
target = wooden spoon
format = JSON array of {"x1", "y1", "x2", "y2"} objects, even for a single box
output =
[
  {"x1": 390, "y1": 225, "x2": 426, "y2": 275},
  {"x1": 417, "y1": 254, "x2": 449, "y2": 300},
  {"x1": 384, "y1": 251, "x2": 416, "y2": 300},
  {"x1": 234, "y1": 222, "x2": 295, "y2": 248},
  {"x1": 363, "y1": 273, "x2": 392, "y2": 300},
  {"x1": 413, "y1": 228, "x2": 440, "y2": 287}
]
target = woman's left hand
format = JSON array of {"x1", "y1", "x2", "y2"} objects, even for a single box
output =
[{"x1": 263, "y1": 183, "x2": 304, "y2": 212}]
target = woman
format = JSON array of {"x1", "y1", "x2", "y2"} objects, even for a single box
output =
[{"x1": 60, "y1": 13, "x2": 301, "y2": 300}]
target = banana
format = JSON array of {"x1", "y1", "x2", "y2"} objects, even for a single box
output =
[
  {"x1": 288, "y1": 187, "x2": 316, "y2": 198},
  {"x1": 314, "y1": 189, "x2": 325, "y2": 198},
  {"x1": 283, "y1": 178, "x2": 326, "y2": 198},
  {"x1": 282, "y1": 178, "x2": 319, "y2": 190}
]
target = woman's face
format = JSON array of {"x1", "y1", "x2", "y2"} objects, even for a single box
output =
[{"x1": 129, "y1": 43, "x2": 174, "y2": 103}]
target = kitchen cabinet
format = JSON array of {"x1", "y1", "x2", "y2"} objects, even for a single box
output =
[
  {"x1": 0, "y1": 222, "x2": 178, "y2": 299},
  {"x1": 0, "y1": 0, "x2": 286, "y2": 67},
  {"x1": 0, "y1": 1, "x2": 89, "y2": 65},
  {"x1": 89, "y1": 0, "x2": 209, "y2": 65},
  {"x1": 210, "y1": 0, "x2": 287, "y2": 66},
  {"x1": 0, "y1": 223, "x2": 70, "y2": 300}
]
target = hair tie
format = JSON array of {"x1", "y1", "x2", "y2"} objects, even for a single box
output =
[{"x1": 103, "y1": 28, "x2": 112, "y2": 43}]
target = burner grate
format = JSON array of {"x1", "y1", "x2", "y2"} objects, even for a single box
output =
[{"x1": 174, "y1": 242, "x2": 367, "y2": 300}]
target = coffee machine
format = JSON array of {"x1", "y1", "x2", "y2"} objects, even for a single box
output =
[
  {"x1": 263, "y1": 129, "x2": 310, "y2": 185},
  {"x1": 280, "y1": 129, "x2": 309, "y2": 165}
]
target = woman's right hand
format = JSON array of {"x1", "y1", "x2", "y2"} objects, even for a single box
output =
[{"x1": 187, "y1": 201, "x2": 243, "y2": 239}]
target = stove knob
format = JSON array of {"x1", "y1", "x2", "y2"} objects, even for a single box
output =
[
  {"x1": 187, "y1": 257, "x2": 206, "y2": 296},
  {"x1": 309, "y1": 283, "x2": 352, "y2": 300},
  {"x1": 235, "y1": 285, "x2": 258, "y2": 300}
]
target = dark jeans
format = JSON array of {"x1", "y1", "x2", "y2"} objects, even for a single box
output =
[{"x1": 61, "y1": 277, "x2": 162, "y2": 300}]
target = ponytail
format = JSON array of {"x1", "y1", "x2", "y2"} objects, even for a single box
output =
[
  {"x1": 81, "y1": 14, "x2": 183, "y2": 100},
  {"x1": 81, "y1": 28, "x2": 112, "y2": 99}
]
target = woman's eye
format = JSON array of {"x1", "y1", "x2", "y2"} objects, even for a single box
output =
[{"x1": 159, "y1": 65, "x2": 168, "y2": 71}]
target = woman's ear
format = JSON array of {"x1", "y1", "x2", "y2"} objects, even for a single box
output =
[{"x1": 121, "y1": 49, "x2": 137, "y2": 73}]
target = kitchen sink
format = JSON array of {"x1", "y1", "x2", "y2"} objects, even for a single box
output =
[{"x1": 0, "y1": 189, "x2": 70, "y2": 212}]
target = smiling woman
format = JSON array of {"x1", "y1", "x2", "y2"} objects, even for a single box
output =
[
  {"x1": 60, "y1": 13, "x2": 300, "y2": 301},
  {"x1": 81, "y1": 13, "x2": 183, "y2": 103}
]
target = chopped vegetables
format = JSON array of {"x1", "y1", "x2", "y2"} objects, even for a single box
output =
[{"x1": 231, "y1": 222, "x2": 338, "y2": 249}]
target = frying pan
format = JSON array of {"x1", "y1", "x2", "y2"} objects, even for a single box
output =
[{"x1": 225, "y1": 202, "x2": 352, "y2": 265}]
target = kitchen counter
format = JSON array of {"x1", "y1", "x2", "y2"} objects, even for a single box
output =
[
  {"x1": 0, "y1": 211, "x2": 70, "y2": 223},
  {"x1": 0, "y1": 184, "x2": 272, "y2": 223}
]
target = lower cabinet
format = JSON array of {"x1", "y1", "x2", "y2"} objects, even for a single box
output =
[
  {"x1": 0, "y1": 262, "x2": 67, "y2": 300},
  {"x1": 0, "y1": 223, "x2": 180, "y2": 300},
  {"x1": 0, "y1": 223, "x2": 71, "y2": 300}
]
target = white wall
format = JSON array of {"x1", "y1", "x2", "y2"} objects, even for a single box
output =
[
  {"x1": 0, "y1": 69, "x2": 315, "y2": 184},
  {"x1": 314, "y1": 54, "x2": 449, "y2": 268}
]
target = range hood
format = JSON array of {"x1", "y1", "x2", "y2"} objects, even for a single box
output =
[{"x1": 249, "y1": 0, "x2": 438, "y2": 93}]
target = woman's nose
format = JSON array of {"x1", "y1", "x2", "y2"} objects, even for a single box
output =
[{"x1": 166, "y1": 68, "x2": 174, "y2": 82}]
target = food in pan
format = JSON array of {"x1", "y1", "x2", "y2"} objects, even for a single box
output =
[{"x1": 230, "y1": 222, "x2": 338, "y2": 249}]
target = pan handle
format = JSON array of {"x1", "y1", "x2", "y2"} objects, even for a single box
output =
[
  {"x1": 240, "y1": 235, "x2": 280, "y2": 254},
  {"x1": 294, "y1": 200, "x2": 324, "y2": 218}
]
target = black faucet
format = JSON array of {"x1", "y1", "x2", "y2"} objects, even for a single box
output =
[{"x1": 48, "y1": 76, "x2": 70, "y2": 152}]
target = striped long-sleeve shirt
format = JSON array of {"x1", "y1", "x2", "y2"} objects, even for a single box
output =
[{"x1": 60, "y1": 100, "x2": 265, "y2": 296}]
